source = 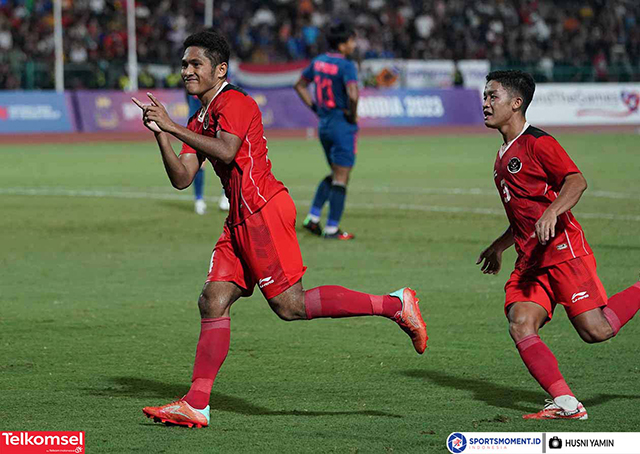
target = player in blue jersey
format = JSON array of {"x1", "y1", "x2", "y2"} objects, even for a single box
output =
[
  {"x1": 187, "y1": 94, "x2": 229, "y2": 214},
  {"x1": 294, "y1": 22, "x2": 359, "y2": 240}
]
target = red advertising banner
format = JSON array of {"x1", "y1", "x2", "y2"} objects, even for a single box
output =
[{"x1": 0, "y1": 431, "x2": 84, "y2": 454}]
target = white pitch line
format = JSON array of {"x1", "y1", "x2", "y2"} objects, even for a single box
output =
[
  {"x1": 7, "y1": 185, "x2": 637, "y2": 200},
  {"x1": 288, "y1": 185, "x2": 640, "y2": 200},
  {"x1": 2, "y1": 187, "x2": 640, "y2": 222}
]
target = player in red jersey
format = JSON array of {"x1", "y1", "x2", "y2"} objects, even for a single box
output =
[
  {"x1": 131, "y1": 31, "x2": 427, "y2": 428},
  {"x1": 477, "y1": 70, "x2": 640, "y2": 420}
]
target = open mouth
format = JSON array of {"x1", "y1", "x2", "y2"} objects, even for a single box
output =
[{"x1": 483, "y1": 112, "x2": 492, "y2": 120}]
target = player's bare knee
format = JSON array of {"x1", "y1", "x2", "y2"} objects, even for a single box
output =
[
  {"x1": 273, "y1": 306, "x2": 298, "y2": 321},
  {"x1": 270, "y1": 300, "x2": 304, "y2": 321},
  {"x1": 579, "y1": 324, "x2": 614, "y2": 344},
  {"x1": 268, "y1": 288, "x2": 306, "y2": 321},
  {"x1": 508, "y1": 316, "x2": 539, "y2": 342},
  {"x1": 197, "y1": 291, "x2": 229, "y2": 318}
]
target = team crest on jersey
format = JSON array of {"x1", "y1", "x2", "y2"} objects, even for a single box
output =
[
  {"x1": 203, "y1": 113, "x2": 210, "y2": 130},
  {"x1": 507, "y1": 157, "x2": 522, "y2": 174}
]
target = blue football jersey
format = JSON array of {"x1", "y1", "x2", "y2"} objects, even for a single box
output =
[{"x1": 301, "y1": 53, "x2": 358, "y2": 125}]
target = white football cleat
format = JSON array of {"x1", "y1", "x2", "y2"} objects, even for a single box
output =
[
  {"x1": 523, "y1": 395, "x2": 588, "y2": 420},
  {"x1": 218, "y1": 194, "x2": 230, "y2": 211},
  {"x1": 194, "y1": 199, "x2": 207, "y2": 215}
]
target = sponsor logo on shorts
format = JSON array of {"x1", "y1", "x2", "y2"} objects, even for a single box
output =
[
  {"x1": 556, "y1": 243, "x2": 568, "y2": 251},
  {"x1": 571, "y1": 291, "x2": 590, "y2": 303},
  {"x1": 259, "y1": 276, "x2": 274, "y2": 288}
]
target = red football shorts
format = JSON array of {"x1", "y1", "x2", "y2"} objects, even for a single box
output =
[
  {"x1": 206, "y1": 191, "x2": 307, "y2": 299},
  {"x1": 504, "y1": 254, "x2": 608, "y2": 321}
]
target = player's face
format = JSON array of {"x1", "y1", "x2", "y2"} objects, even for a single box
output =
[
  {"x1": 482, "y1": 80, "x2": 518, "y2": 129},
  {"x1": 181, "y1": 46, "x2": 225, "y2": 96},
  {"x1": 339, "y1": 35, "x2": 357, "y2": 57},
  {"x1": 345, "y1": 35, "x2": 357, "y2": 56}
]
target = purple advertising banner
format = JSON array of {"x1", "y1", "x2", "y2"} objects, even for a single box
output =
[
  {"x1": 72, "y1": 87, "x2": 482, "y2": 133},
  {"x1": 357, "y1": 88, "x2": 483, "y2": 127},
  {"x1": 247, "y1": 87, "x2": 483, "y2": 129},
  {"x1": 0, "y1": 91, "x2": 76, "y2": 134},
  {"x1": 247, "y1": 88, "x2": 318, "y2": 129},
  {"x1": 75, "y1": 90, "x2": 190, "y2": 133}
]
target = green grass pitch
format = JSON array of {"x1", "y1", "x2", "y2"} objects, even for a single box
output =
[{"x1": 1, "y1": 132, "x2": 639, "y2": 453}]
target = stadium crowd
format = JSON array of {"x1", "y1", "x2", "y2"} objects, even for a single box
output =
[{"x1": 1, "y1": 0, "x2": 639, "y2": 88}]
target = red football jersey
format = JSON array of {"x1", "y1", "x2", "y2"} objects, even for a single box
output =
[
  {"x1": 180, "y1": 82, "x2": 286, "y2": 226},
  {"x1": 493, "y1": 123, "x2": 592, "y2": 271}
]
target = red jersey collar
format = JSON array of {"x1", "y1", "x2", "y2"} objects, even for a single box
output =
[
  {"x1": 499, "y1": 121, "x2": 530, "y2": 159},
  {"x1": 197, "y1": 81, "x2": 229, "y2": 123}
]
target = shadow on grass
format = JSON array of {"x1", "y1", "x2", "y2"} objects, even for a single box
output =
[
  {"x1": 401, "y1": 369, "x2": 640, "y2": 413},
  {"x1": 91, "y1": 377, "x2": 403, "y2": 418}
]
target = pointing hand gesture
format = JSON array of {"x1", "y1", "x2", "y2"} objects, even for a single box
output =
[
  {"x1": 131, "y1": 96, "x2": 161, "y2": 133},
  {"x1": 132, "y1": 93, "x2": 175, "y2": 133}
]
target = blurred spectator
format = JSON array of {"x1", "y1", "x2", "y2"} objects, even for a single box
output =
[{"x1": 1, "y1": 0, "x2": 640, "y2": 89}]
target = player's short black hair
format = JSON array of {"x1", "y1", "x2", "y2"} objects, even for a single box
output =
[
  {"x1": 326, "y1": 22, "x2": 355, "y2": 50},
  {"x1": 183, "y1": 30, "x2": 230, "y2": 67},
  {"x1": 486, "y1": 70, "x2": 536, "y2": 113}
]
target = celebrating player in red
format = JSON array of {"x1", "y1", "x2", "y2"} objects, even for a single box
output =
[
  {"x1": 478, "y1": 70, "x2": 640, "y2": 420},
  {"x1": 132, "y1": 31, "x2": 427, "y2": 429}
]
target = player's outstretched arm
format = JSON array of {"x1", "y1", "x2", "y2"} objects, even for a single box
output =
[
  {"x1": 476, "y1": 227, "x2": 515, "y2": 275},
  {"x1": 535, "y1": 173, "x2": 587, "y2": 245},
  {"x1": 293, "y1": 77, "x2": 318, "y2": 114}
]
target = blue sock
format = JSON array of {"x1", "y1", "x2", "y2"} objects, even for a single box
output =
[
  {"x1": 194, "y1": 168, "x2": 205, "y2": 200},
  {"x1": 309, "y1": 175, "x2": 332, "y2": 218},
  {"x1": 327, "y1": 184, "x2": 347, "y2": 228}
]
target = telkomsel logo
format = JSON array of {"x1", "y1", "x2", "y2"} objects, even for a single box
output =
[
  {"x1": 447, "y1": 432, "x2": 467, "y2": 453},
  {"x1": 1, "y1": 431, "x2": 84, "y2": 454}
]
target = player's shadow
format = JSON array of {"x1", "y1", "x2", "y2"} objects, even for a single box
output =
[
  {"x1": 401, "y1": 369, "x2": 640, "y2": 413},
  {"x1": 92, "y1": 377, "x2": 403, "y2": 418}
]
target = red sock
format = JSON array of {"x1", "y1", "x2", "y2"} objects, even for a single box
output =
[
  {"x1": 184, "y1": 317, "x2": 230, "y2": 409},
  {"x1": 515, "y1": 334, "x2": 574, "y2": 398},
  {"x1": 603, "y1": 282, "x2": 640, "y2": 336},
  {"x1": 304, "y1": 286, "x2": 401, "y2": 319}
]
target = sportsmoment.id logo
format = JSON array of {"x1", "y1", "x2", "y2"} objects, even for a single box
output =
[
  {"x1": 1, "y1": 431, "x2": 84, "y2": 454},
  {"x1": 446, "y1": 432, "x2": 640, "y2": 453},
  {"x1": 447, "y1": 433, "x2": 467, "y2": 453},
  {"x1": 446, "y1": 432, "x2": 542, "y2": 453}
]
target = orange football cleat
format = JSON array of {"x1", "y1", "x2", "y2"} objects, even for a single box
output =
[
  {"x1": 523, "y1": 399, "x2": 588, "y2": 420},
  {"x1": 142, "y1": 400, "x2": 210, "y2": 428},
  {"x1": 390, "y1": 287, "x2": 428, "y2": 354}
]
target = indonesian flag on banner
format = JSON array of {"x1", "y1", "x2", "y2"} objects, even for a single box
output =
[{"x1": 230, "y1": 61, "x2": 310, "y2": 88}]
